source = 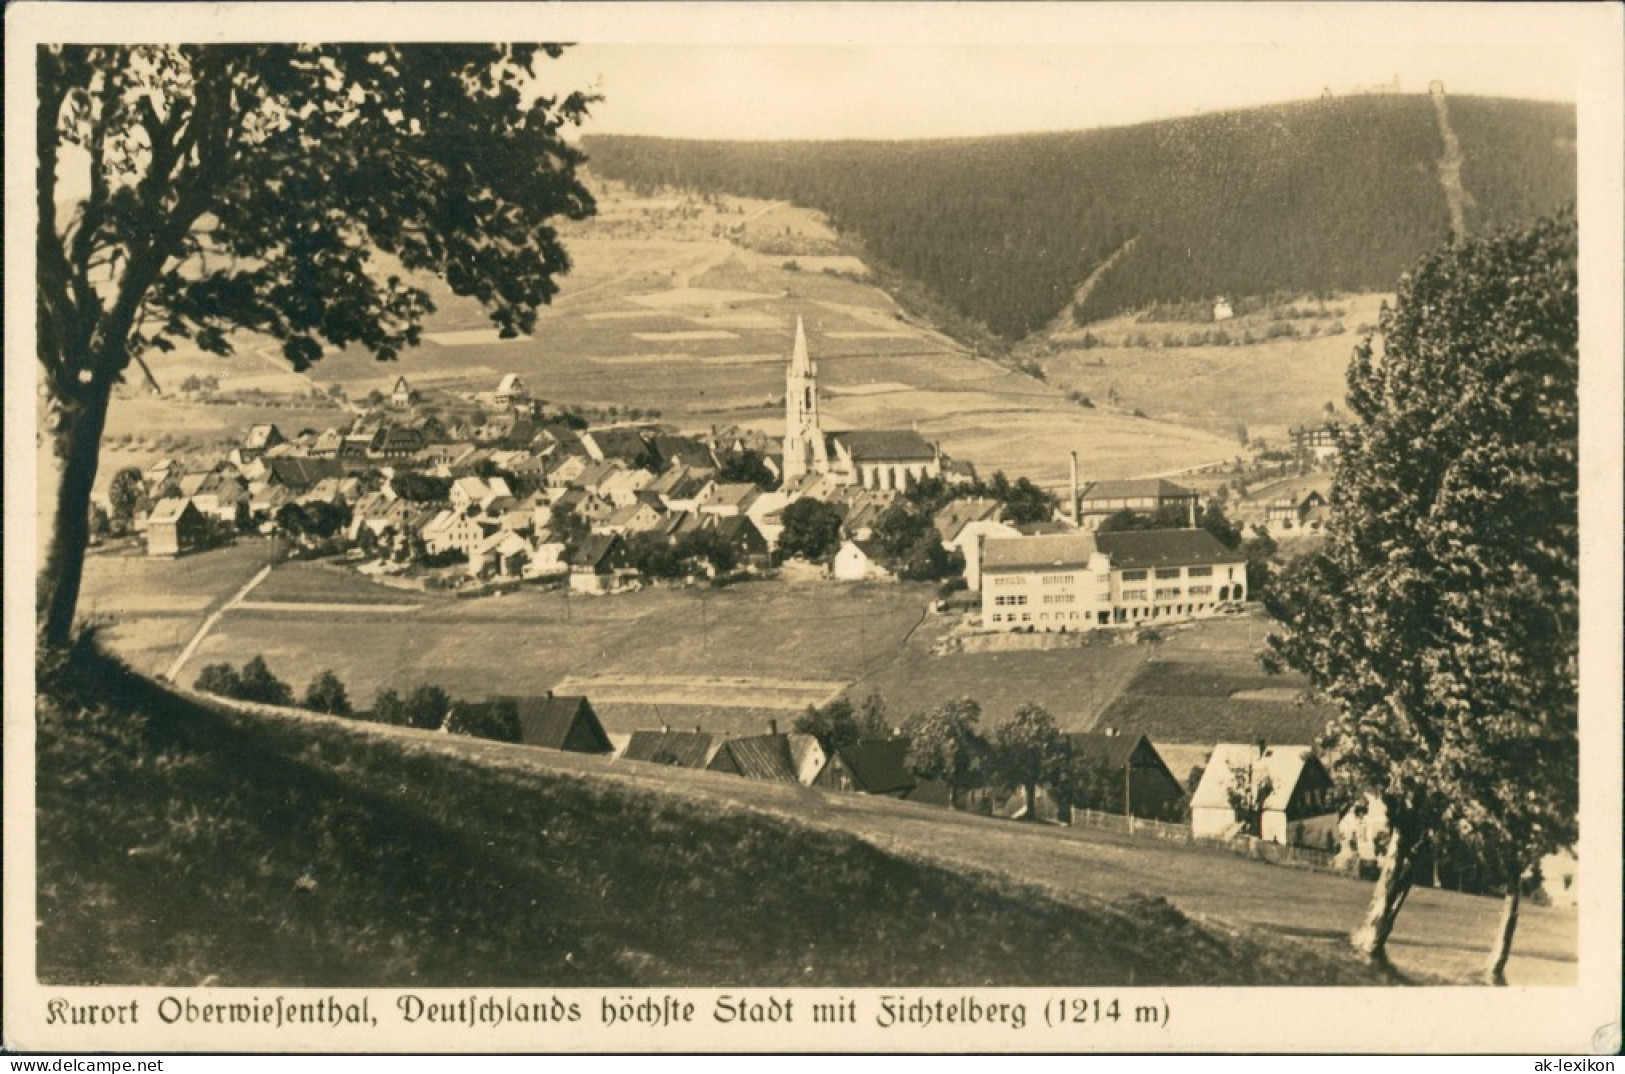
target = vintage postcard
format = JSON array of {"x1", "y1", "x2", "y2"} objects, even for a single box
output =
[{"x1": 5, "y1": 1, "x2": 1621, "y2": 1056}]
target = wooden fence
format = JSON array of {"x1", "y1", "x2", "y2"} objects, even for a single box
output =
[{"x1": 1068, "y1": 808, "x2": 1345, "y2": 874}]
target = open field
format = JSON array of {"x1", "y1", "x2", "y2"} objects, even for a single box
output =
[
  {"x1": 40, "y1": 651, "x2": 1419, "y2": 988},
  {"x1": 78, "y1": 542, "x2": 278, "y2": 676},
  {"x1": 184, "y1": 575, "x2": 934, "y2": 719},
  {"x1": 1038, "y1": 293, "x2": 1389, "y2": 443},
  {"x1": 87, "y1": 549, "x2": 1343, "y2": 745}
]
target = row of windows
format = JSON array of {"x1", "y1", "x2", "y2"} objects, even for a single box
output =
[
  {"x1": 992, "y1": 575, "x2": 1023, "y2": 588},
  {"x1": 1189, "y1": 584, "x2": 1212, "y2": 597},
  {"x1": 990, "y1": 612, "x2": 1033, "y2": 623},
  {"x1": 1118, "y1": 565, "x2": 1231, "y2": 582},
  {"x1": 994, "y1": 594, "x2": 1028, "y2": 607},
  {"x1": 1042, "y1": 593, "x2": 1076, "y2": 605},
  {"x1": 1155, "y1": 588, "x2": 1180, "y2": 600},
  {"x1": 1041, "y1": 574, "x2": 1076, "y2": 585},
  {"x1": 1155, "y1": 567, "x2": 1181, "y2": 580}
]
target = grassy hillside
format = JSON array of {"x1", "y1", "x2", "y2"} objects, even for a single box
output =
[
  {"x1": 584, "y1": 95, "x2": 1575, "y2": 340},
  {"x1": 36, "y1": 641, "x2": 1398, "y2": 987}
]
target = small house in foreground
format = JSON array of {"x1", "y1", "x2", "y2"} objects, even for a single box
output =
[
  {"x1": 145, "y1": 497, "x2": 209, "y2": 557},
  {"x1": 706, "y1": 731, "x2": 826, "y2": 785},
  {"x1": 1065, "y1": 732, "x2": 1188, "y2": 821},
  {"x1": 1189, "y1": 743, "x2": 1337, "y2": 847},
  {"x1": 620, "y1": 730, "x2": 718, "y2": 769},
  {"x1": 815, "y1": 739, "x2": 916, "y2": 797}
]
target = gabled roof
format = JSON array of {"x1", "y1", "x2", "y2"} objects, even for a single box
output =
[
  {"x1": 496, "y1": 373, "x2": 525, "y2": 394},
  {"x1": 1095, "y1": 528, "x2": 1241, "y2": 569},
  {"x1": 982, "y1": 533, "x2": 1098, "y2": 572},
  {"x1": 478, "y1": 695, "x2": 612, "y2": 753},
  {"x1": 1189, "y1": 744, "x2": 1321, "y2": 812},
  {"x1": 147, "y1": 497, "x2": 201, "y2": 524},
  {"x1": 832, "y1": 739, "x2": 915, "y2": 795},
  {"x1": 709, "y1": 734, "x2": 800, "y2": 783},
  {"x1": 267, "y1": 456, "x2": 343, "y2": 490},
  {"x1": 933, "y1": 497, "x2": 1003, "y2": 542},
  {"x1": 568, "y1": 532, "x2": 622, "y2": 570},
  {"x1": 1013, "y1": 520, "x2": 1072, "y2": 536},
  {"x1": 1079, "y1": 478, "x2": 1196, "y2": 503},
  {"x1": 243, "y1": 423, "x2": 283, "y2": 450},
  {"x1": 621, "y1": 730, "x2": 717, "y2": 768},
  {"x1": 831, "y1": 429, "x2": 936, "y2": 462},
  {"x1": 1067, "y1": 732, "x2": 1148, "y2": 770},
  {"x1": 705, "y1": 482, "x2": 759, "y2": 509}
]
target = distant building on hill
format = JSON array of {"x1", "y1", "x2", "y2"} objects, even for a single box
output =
[
  {"x1": 391, "y1": 375, "x2": 412, "y2": 408},
  {"x1": 1290, "y1": 422, "x2": 1342, "y2": 463},
  {"x1": 979, "y1": 528, "x2": 1246, "y2": 632},
  {"x1": 495, "y1": 373, "x2": 528, "y2": 407}
]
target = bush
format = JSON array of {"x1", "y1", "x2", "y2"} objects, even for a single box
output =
[
  {"x1": 444, "y1": 700, "x2": 521, "y2": 743},
  {"x1": 302, "y1": 671, "x2": 352, "y2": 716},
  {"x1": 194, "y1": 663, "x2": 241, "y2": 697}
]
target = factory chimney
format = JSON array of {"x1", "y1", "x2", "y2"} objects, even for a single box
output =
[{"x1": 1069, "y1": 451, "x2": 1081, "y2": 527}]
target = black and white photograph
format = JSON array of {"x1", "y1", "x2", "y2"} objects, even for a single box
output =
[{"x1": 5, "y1": 1, "x2": 1621, "y2": 1056}]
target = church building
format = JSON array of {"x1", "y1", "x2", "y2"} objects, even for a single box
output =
[{"x1": 780, "y1": 316, "x2": 942, "y2": 491}]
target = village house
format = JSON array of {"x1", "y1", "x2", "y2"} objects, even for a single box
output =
[
  {"x1": 814, "y1": 739, "x2": 917, "y2": 798},
  {"x1": 1065, "y1": 732, "x2": 1188, "y2": 821},
  {"x1": 832, "y1": 539, "x2": 892, "y2": 582},
  {"x1": 368, "y1": 424, "x2": 426, "y2": 460},
  {"x1": 238, "y1": 423, "x2": 285, "y2": 463},
  {"x1": 567, "y1": 533, "x2": 629, "y2": 594},
  {"x1": 1291, "y1": 422, "x2": 1342, "y2": 463},
  {"x1": 420, "y1": 509, "x2": 492, "y2": 558},
  {"x1": 704, "y1": 727, "x2": 823, "y2": 785},
  {"x1": 1073, "y1": 478, "x2": 1201, "y2": 531},
  {"x1": 935, "y1": 499, "x2": 1019, "y2": 591},
  {"x1": 469, "y1": 529, "x2": 531, "y2": 578},
  {"x1": 446, "y1": 695, "x2": 614, "y2": 754},
  {"x1": 391, "y1": 375, "x2": 412, "y2": 408},
  {"x1": 598, "y1": 500, "x2": 665, "y2": 537},
  {"x1": 494, "y1": 373, "x2": 528, "y2": 407},
  {"x1": 1189, "y1": 743, "x2": 1337, "y2": 848},
  {"x1": 449, "y1": 475, "x2": 513, "y2": 513},
  {"x1": 979, "y1": 528, "x2": 1247, "y2": 632},
  {"x1": 620, "y1": 729, "x2": 718, "y2": 769},
  {"x1": 580, "y1": 427, "x2": 655, "y2": 469},
  {"x1": 648, "y1": 466, "x2": 717, "y2": 513},
  {"x1": 144, "y1": 497, "x2": 209, "y2": 557},
  {"x1": 599, "y1": 467, "x2": 655, "y2": 507},
  {"x1": 697, "y1": 482, "x2": 759, "y2": 518},
  {"x1": 1264, "y1": 489, "x2": 1330, "y2": 537}
]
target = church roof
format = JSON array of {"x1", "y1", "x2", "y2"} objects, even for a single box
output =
[{"x1": 832, "y1": 429, "x2": 935, "y2": 462}]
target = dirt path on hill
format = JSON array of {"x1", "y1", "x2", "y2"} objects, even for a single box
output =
[
  {"x1": 162, "y1": 564, "x2": 272, "y2": 683},
  {"x1": 1431, "y1": 90, "x2": 1472, "y2": 239}
]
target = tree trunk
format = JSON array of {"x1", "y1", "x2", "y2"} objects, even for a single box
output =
[
  {"x1": 1349, "y1": 823, "x2": 1419, "y2": 963},
  {"x1": 1483, "y1": 872, "x2": 1521, "y2": 985},
  {"x1": 38, "y1": 380, "x2": 113, "y2": 650},
  {"x1": 1023, "y1": 781, "x2": 1037, "y2": 821}
]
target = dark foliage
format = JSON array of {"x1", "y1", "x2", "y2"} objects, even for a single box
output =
[{"x1": 584, "y1": 97, "x2": 1573, "y2": 340}]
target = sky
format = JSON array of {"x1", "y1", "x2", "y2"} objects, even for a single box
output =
[{"x1": 523, "y1": 8, "x2": 1579, "y2": 142}]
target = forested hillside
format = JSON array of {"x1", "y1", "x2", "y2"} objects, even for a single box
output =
[{"x1": 584, "y1": 95, "x2": 1575, "y2": 340}]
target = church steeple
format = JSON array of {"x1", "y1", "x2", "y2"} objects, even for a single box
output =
[{"x1": 782, "y1": 316, "x2": 827, "y2": 483}]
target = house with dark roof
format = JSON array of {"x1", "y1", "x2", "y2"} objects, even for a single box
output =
[
  {"x1": 456, "y1": 695, "x2": 613, "y2": 754},
  {"x1": 620, "y1": 730, "x2": 719, "y2": 769},
  {"x1": 705, "y1": 729, "x2": 824, "y2": 784},
  {"x1": 814, "y1": 739, "x2": 916, "y2": 797},
  {"x1": 980, "y1": 528, "x2": 1246, "y2": 632},
  {"x1": 568, "y1": 533, "x2": 628, "y2": 594},
  {"x1": 1075, "y1": 478, "x2": 1200, "y2": 530},
  {"x1": 368, "y1": 424, "x2": 427, "y2": 460},
  {"x1": 1065, "y1": 733, "x2": 1188, "y2": 821},
  {"x1": 266, "y1": 456, "x2": 344, "y2": 492},
  {"x1": 239, "y1": 423, "x2": 285, "y2": 462}
]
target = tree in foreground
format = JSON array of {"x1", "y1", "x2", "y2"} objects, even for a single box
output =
[
  {"x1": 989, "y1": 703, "x2": 1069, "y2": 821},
  {"x1": 302, "y1": 670, "x2": 352, "y2": 716},
  {"x1": 1264, "y1": 209, "x2": 1577, "y2": 976},
  {"x1": 903, "y1": 697, "x2": 987, "y2": 809},
  {"x1": 36, "y1": 45, "x2": 595, "y2": 648}
]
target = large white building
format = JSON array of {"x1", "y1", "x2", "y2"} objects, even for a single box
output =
[
  {"x1": 979, "y1": 528, "x2": 1247, "y2": 632},
  {"x1": 780, "y1": 316, "x2": 942, "y2": 491}
]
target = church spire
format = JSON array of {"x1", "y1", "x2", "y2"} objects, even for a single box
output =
[{"x1": 789, "y1": 315, "x2": 814, "y2": 378}]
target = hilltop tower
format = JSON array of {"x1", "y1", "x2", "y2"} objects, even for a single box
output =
[{"x1": 781, "y1": 316, "x2": 828, "y2": 483}]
